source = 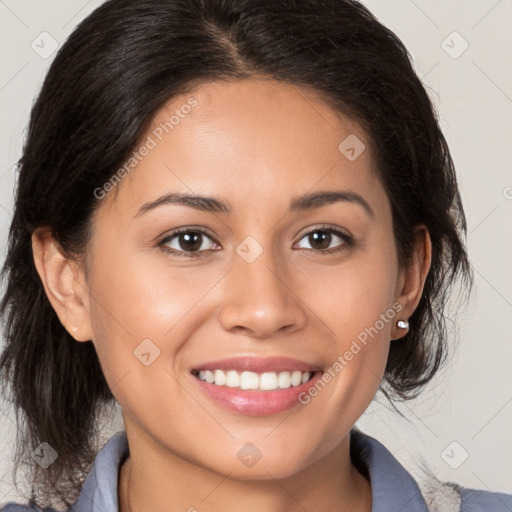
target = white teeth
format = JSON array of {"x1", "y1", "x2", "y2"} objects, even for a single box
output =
[
  {"x1": 261, "y1": 372, "x2": 278, "y2": 390},
  {"x1": 197, "y1": 370, "x2": 313, "y2": 390},
  {"x1": 225, "y1": 370, "x2": 240, "y2": 387},
  {"x1": 214, "y1": 369, "x2": 226, "y2": 386},
  {"x1": 240, "y1": 371, "x2": 260, "y2": 390},
  {"x1": 277, "y1": 371, "x2": 291, "y2": 388},
  {"x1": 291, "y1": 371, "x2": 302, "y2": 386}
]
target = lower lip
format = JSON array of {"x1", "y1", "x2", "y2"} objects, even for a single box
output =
[{"x1": 192, "y1": 371, "x2": 324, "y2": 416}]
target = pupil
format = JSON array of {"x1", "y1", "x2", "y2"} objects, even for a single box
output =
[
  {"x1": 310, "y1": 231, "x2": 331, "y2": 250},
  {"x1": 180, "y1": 232, "x2": 202, "y2": 251}
]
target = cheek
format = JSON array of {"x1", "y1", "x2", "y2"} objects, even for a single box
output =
[
  {"x1": 294, "y1": 237, "x2": 398, "y2": 425},
  {"x1": 299, "y1": 235, "x2": 399, "y2": 345},
  {"x1": 84, "y1": 245, "x2": 228, "y2": 394},
  {"x1": 87, "y1": 243, "x2": 219, "y2": 342},
  {"x1": 335, "y1": 249, "x2": 397, "y2": 385}
]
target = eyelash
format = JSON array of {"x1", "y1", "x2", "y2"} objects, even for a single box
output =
[{"x1": 157, "y1": 225, "x2": 354, "y2": 259}]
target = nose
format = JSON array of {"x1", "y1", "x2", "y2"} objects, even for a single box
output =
[{"x1": 218, "y1": 242, "x2": 307, "y2": 339}]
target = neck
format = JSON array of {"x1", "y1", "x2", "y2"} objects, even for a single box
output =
[{"x1": 118, "y1": 427, "x2": 372, "y2": 512}]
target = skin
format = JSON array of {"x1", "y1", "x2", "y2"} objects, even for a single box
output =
[{"x1": 32, "y1": 78, "x2": 431, "y2": 512}]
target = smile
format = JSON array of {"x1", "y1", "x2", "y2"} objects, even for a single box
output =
[{"x1": 193, "y1": 369, "x2": 314, "y2": 390}]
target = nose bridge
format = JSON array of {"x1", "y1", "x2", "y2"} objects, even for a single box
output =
[{"x1": 218, "y1": 234, "x2": 306, "y2": 337}]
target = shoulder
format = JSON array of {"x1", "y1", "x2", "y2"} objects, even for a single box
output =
[
  {"x1": 1, "y1": 504, "x2": 57, "y2": 511},
  {"x1": 350, "y1": 429, "x2": 512, "y2": 512},
  {"x1": 1, "y1": 431, "x2": 129, "y2": 512},
  {"x1": 459, "y1": 487, "x2": 512, "y2": 511},
  {"x1": 420, "y1": 478, "x2": 512, "y2": 512}
]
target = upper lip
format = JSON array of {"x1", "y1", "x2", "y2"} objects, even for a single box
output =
[{"x1": 191, "y1": 356, "x2": 323, "y2": 373}]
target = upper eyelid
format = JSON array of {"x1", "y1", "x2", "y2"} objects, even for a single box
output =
[
  {"x1": 160, "y1": 227, "x2": 217, "y2": 244},
  {"x1": 295, "y1": 224, "x2": 352, "y2": 240}
]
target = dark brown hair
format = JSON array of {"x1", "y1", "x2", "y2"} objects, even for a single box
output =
[{"x1": 0, "y1": 0, "x2": 472, "y2": 507}]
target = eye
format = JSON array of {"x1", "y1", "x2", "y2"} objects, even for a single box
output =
[
  {"x1": 295, "y1": 226, "x2": 353, "y2": 253},
  {"x1": 158, "y1": 227, "x2": 219, "y2": 258},
  {"x1": 158, "y1": 225, "x2": 354, "y2": 259}
]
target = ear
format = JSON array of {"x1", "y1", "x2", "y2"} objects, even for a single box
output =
[
  {"x1": 31, "y1": 228, "x2": 94, "y2": 342},
  {"x1": 391, "y1": 225, "x2": 432, "y2": 340}
]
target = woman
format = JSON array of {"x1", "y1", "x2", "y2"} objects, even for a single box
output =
[{"x1": 0, "y1": 0, "x2": 510, "y2": 511}]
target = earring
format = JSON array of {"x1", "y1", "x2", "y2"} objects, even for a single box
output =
[
  {"x1": 397, "y1": 320, "x2": 409, "y2": 329},
  {"x1": 71, "y1": 326, "x2": 78, "y2": 332}
]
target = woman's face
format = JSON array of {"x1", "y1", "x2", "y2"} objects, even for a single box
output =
[{"x1": 67, "y1": 79, "x2": 423, "y2": 478}]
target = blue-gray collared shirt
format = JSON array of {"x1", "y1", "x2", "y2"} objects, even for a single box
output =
[{"x1": 2, "y1": 429, "x2": 511, "y2": 511}]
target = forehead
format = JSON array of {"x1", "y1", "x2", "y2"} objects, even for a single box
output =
[{"x1": 99, "y1": 78, "x2": 386, "y2": 219}]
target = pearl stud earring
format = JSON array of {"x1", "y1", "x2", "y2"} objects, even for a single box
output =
[{"x1": 397, "y1": 320, "x2": 409, "y2": 329}]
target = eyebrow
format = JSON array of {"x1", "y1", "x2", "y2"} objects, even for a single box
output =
[{"x1": 135, "y1": 189, "x2": 374, "y2": 218}]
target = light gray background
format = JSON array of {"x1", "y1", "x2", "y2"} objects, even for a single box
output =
[{"x1": 0, "y1": 0, "x2": 511, "y2": 505}]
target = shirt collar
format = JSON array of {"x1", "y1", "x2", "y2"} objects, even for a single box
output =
[
  {"x1": 70, "y1": 429, "x2": 428, "y2": 512},
  {"x1": 350, "y1": 428, "x2": 429, "y2": 512},
  {"x1": 70, "y1": 431, "x2": 129, "y2": 512}
]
